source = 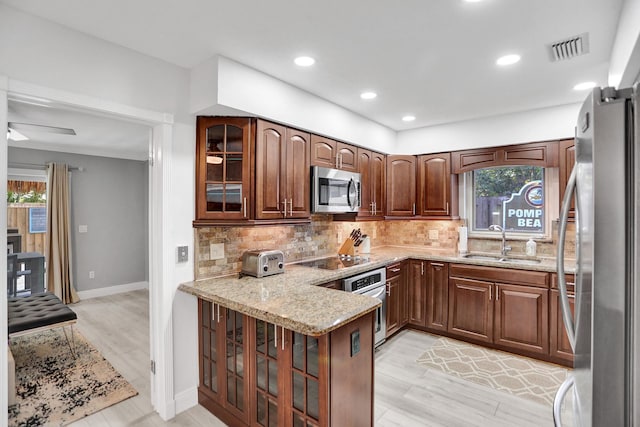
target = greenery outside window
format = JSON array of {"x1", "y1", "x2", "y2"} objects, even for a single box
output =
[{"x1": 469, "y1": 166, "x2": 547, "y2": 237}]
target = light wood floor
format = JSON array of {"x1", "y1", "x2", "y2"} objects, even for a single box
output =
[{"x1": 68, "y1": 290, "x2": 566, "y2": 426}]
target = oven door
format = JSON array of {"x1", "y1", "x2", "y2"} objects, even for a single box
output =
[{"x1": 361, "y1": 285, "x2": 386, "y2": 347}]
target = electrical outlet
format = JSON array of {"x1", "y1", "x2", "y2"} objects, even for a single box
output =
[
  {"x1": 210, "y1": 243, "x2": 225, "y2": 260},
  {"x1": 89, "y1": 271, "x2": 95, "y2": 279},
  {"x1": 428, "y1": 230, "x2": 439, "y2": 240}
]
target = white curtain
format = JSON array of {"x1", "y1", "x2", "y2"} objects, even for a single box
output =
[{"x1": 45, "y1": 163, "x2": 79, "y2": 304}]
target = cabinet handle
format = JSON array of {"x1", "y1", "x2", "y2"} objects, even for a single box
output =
[
  {"x1": 390, "y1": 268, "x2": 401, "y2": 273},
  {"x1": 281, "y1": 326, "x2": 285, "y2": 350},
  {"x1": 446, "y1": 202, "x2": 449, "y2": 215},
  {"x1": 374, "y1": 201, "x2": 377, "y2": 215},
  {"x1": 335, "y1": 155, "x2": 340, "y2": 169},
  {"x1": 421, "y1": 262, "x2": 424, "y2": 275},
  {"x1": 412, "y1": 203, "x2": 416, "y2": 215},
  {"x1": 217, "y1": 304, "x2": 220, "y2": 323},
  {"x1": 274, "y1": 324, "x2": 278, "y2": 348},
  {"x1": 289, "y1": 199, "x2": 293, "y2": 216},
  {"x1": 489, "y1": 287, "x2": 492, "y2": 301},
  {"x1": 370, "y1": 202, "x2": 375, "y2": 215},
  {"x1": 243, "y1": 197, "x2": 247, "y2": 218},
  {"x1": 431, "y1": 262, "x2": 444, "y2": 267},
  {"x1": 386, "y1": 283, "x2": 391, "y2": 296},
  {"x1": 282, "y1": 199, "x2": 287, "y2": 217},
  {"x1": 496, "y1": 285, "x2": 499, "y2": 301}
]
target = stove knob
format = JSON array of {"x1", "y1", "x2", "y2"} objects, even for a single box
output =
[
  {"x1": 263, "y1": 264, "x2": 269, "y2": 272},
  {"x1": 278, "y1": 262, "x2": 283, "y2": 269}
]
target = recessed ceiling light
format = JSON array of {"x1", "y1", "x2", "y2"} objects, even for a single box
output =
[
  {"x1": 573, "y1": 81, "x2": 597, "y2": 91},
  {"x1": 496, "y1": 54, "x2": 521, "y2": 66},
  {"x1": 402, "y1": 115, "x2": 416, "y2": 122},
  {"x1": 294, "y1": 56, "x2": 315, "y2": 67},
  {"x1": 360, "y1": 91, "x2": 377, "y2": 100}
]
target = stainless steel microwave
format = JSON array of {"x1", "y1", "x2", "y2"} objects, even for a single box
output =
[{"x1": 311, "y1": 166, "x2": 361, "y2": 213}]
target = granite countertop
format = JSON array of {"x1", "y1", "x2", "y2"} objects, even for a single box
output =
[{"x1": 178, "y1": 245, "x2": 575, "y2": 337}]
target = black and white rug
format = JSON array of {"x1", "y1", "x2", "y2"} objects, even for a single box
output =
[{"x1": 8, "y1": 328, "x2": 137, "y2": 426}]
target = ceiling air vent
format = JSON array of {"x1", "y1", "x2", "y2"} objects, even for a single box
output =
[{"x1": 548, "y1": 33, "x2": 589, "y2": 62}]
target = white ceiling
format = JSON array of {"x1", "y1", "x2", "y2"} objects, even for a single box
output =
[{"x1": 1, "y1": 0, "x2": 625, "y2": 152}]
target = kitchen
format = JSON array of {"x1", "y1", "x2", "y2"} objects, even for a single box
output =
[{"x1": 1, "y1": 0, "x2": 640, "y2": 426}]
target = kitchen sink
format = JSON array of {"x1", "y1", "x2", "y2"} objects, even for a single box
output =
[{"x1": 462, "y1": 254, "x2": 541, "y2": 265}]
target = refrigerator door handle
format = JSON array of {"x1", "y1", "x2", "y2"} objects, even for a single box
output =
[
  {"x1": 557, "y1": 164, "x2": 577, "y2": 352},
  {"x1": 553, "y1": 375, "x2": 575, "y2": 427}
]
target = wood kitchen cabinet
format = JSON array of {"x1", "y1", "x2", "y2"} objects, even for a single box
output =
[
  {"x1": 425, "y1": 261, "x2": 449, "y2": 332},
  {"x1": 195, "y1": 117, "x2": 252, "y2": 222},
  {"x1": 254, "y1": 120, "x2": 311, "y2": 220},
  {"x1": 198, "y1": 301, "x2": 250, "y2": 425},
  {"x1": 451, "y1": 140, "x2": 560, "y2": 173},
  {"x1": 447, "y1": 264, "x2": 550, "y2": 357},
  {"x1": 357, "y1": 148, "x2": 386, "y2": 218},
  {"x1": 417, "y1": 153, "x2": 458, "y2": 217},
  {"x1": 558, "y1": 138, "x2": 576, "y2": 220},
  {"x1": 386, "y1": 261, "x2": 408, "y2": 337},
  {"x1": 199, "y1": 299, "x2": 374, "y2": 427},
  {"x1": 408, "y1": 260, "x2": 427, "y2": 327},
  {"x1": 310, "y1": 135, "x2": 358, "y2": 172},
  {"x1": 550, "y1": 273, "x2": 576, "y2": 365},
  {"x1": 386, "y1": 155, "x2": 417, "y2": 217}
]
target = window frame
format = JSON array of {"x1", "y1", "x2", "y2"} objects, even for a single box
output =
[{"x1": 461, "y1": 166, "x2": 558, "y2": 241}]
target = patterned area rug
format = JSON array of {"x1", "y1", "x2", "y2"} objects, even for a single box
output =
[
  {"x1": 8, "y1": 328, "x2": 138, "y2": 426},
  {"x1": 417, "y1": 337, "x2": 569, "y2": 405}
]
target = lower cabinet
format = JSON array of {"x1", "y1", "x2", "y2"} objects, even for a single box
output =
[
  {"x1": 447, "y1": 265, "x2": 550, "y2": 357},
  {"x1": 447, "y1": 277, "x2": 494, "y2": 343},
  {"x1": 550, "y1": 273, "x2": 576, "y2": 363},
  {"x1": 198, "y1": 299, "x2": 374, "y2": 427},
  {"x1": 425, "y1": 262, "x2": 449, "y2": 332},
  {"x1": 386, "y1": 261, "x2": 408, "y2": 337}
]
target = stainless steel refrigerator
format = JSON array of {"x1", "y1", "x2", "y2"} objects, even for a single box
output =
[{"x1": 554, "y1": 84, "x2": 640, "y2": 426}]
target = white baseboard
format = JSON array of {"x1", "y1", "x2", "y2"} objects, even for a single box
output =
[
  {"x1": 76, "y1": 281, "x2": 149, "y2": 300},
  {"x1": 174, "y1": 386, "x2": 198, "y2": 415}
]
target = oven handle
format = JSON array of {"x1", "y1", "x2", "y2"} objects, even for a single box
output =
[{"x1": 367, "y1": 286, "x2": 386, "y2": 300}]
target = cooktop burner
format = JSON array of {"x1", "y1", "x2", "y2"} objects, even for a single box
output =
[{"x1": 296, "y1": 256, "x2": 371, "y2": 270}]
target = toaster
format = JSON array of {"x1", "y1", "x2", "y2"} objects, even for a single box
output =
[{"x1": 241, "y1": 249, "x2": 285, "y2": 278}]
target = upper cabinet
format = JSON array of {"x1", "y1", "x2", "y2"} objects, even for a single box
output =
[
  {"x1": 311, "y1": 135, "x2": 358, "y2": 172},
  {"x1": 357, "y1": 148, "x2": 386, "y2": 218},
  {"x1": 386, "y1": 155, "x2": 417, "y2": 216},
  {"x1": 254, "y1": 120, "x2": 311, "y2": 220},
  {"x1": 451, "y1": 141, "x2": 559, "y2": 173},
  {"x1": 417, "y1": 153, "x2": 458, "y2": 217},
  {"x1": 195, "y1": 117, "x2": 252, "y2": 221},
  {"x1": 558, "y1": 138, "x2": 576, "y2": 220}
]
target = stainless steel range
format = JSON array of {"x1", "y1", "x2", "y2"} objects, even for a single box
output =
[
  {"x1": 343, "y1": 267, "x2": 386, "y2": 347},
  {"x1": 296, "y1": 255, "x2": 371, "y2": 270}
]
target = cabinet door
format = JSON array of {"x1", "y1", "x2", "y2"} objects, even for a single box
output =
[
  {"x1": 417, "y1": 153, "x2": 452, "y2": 216},
  {"x1": 357, "y1": 149, "x2": 373, "y2": 217},
  {"x1": 408, "y1": 260, "x2": 426, "y2": 327},
  {"x1": 371, "y1": 151, "x2": 386, "y2": 217},
  {"x1": 426, "y1": 262, "x2": 449, "y2": 332},
  {"x1": 285, "y1": 128, "x2": 311, "y2": 218},
  {"x1": 310, "y1": 135, "x2": 338, "y2": 168},
  {"x1": 386, "y1": 155, "x2": 416, "y2": 216},
  {"x1": 251, "y1": 320, "x2": 284, "y2": 427},
  {"x1": 447, "y1": 277, "x2": 493, "y2": 343},
  {"x1": 559, "y1": 138, "x2": 576, "y2": 220},
  {"x1": 199, "y1": 300, "x2": 223, "y2": 405},
  {"x1": 400, "y1": 260, "x2": 409, "y2": 326},
  {"x1": 255, "y1": 121, "x2": 286, "y2": 220},
  {"x1": 196, "y1": 117, "x2": 251, "y2": 220},
  {"x1": 550, "y1": 289, "x2": 575, "y2": 363},
  {"x1": 223, "y1": 308, "x2": 250, "y2": 423},
  {"x1": 290, "y1": 331, "x2": 329, "y2": 427},
  {"x1": 337, "y1": 142, "x2": 358, "y2": 172},
  {"x1": 385, "y1": 273, "x2": 402, "y2": 337},
  {"x1": 494, "y1": 283, "x2": 549, "y2": 355}
]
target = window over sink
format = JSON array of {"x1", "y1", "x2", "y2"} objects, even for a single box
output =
[{"x1": 463, "y1": 165, "x2": 555, "y2": 239}]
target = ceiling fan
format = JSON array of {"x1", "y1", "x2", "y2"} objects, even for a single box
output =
[{"x1": 7, "y1": 121, "x2": 76, "y2": 141}]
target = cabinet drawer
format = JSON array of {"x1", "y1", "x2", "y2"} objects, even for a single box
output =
[
  {"x1": 450, "y1": 264, "x2": 549, "y2": 288},
  {"x1": 550, "y1": 273, "x2": 576, "y2": 293},
  {"x1": 386, "y1": 262, "x2": 402, "y2": 279}
]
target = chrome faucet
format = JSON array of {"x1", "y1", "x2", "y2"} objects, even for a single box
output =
[{"x1": 489, "y1": 224, "x2": 512, "y2": 257}]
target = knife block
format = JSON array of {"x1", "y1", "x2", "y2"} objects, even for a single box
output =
[{"x1": 338, "y1": 238, "x2": 355, "y2": 256}]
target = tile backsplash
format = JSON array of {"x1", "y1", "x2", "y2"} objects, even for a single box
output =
[{"x1": 194, "y1": 217, "x2": 576, "y2": 279}]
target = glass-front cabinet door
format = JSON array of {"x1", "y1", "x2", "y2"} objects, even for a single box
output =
[{"x1": 196, "y1": 117, "x2": 252, "y2": 221}]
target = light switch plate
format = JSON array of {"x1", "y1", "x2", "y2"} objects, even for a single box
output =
[
  {"x1": 79, "y1": 225, "x2": 88, "y2": 233},
  {"x1": 210, "y1": 243, "x2": 225, "y2": 260},
  {"x1": 177, "y1": 246, "x2": 188, "y2": 263}
]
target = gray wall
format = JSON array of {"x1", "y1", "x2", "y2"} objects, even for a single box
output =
[{"x1": 8, "y1": 147, "x2": 148, "y2": 292}]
